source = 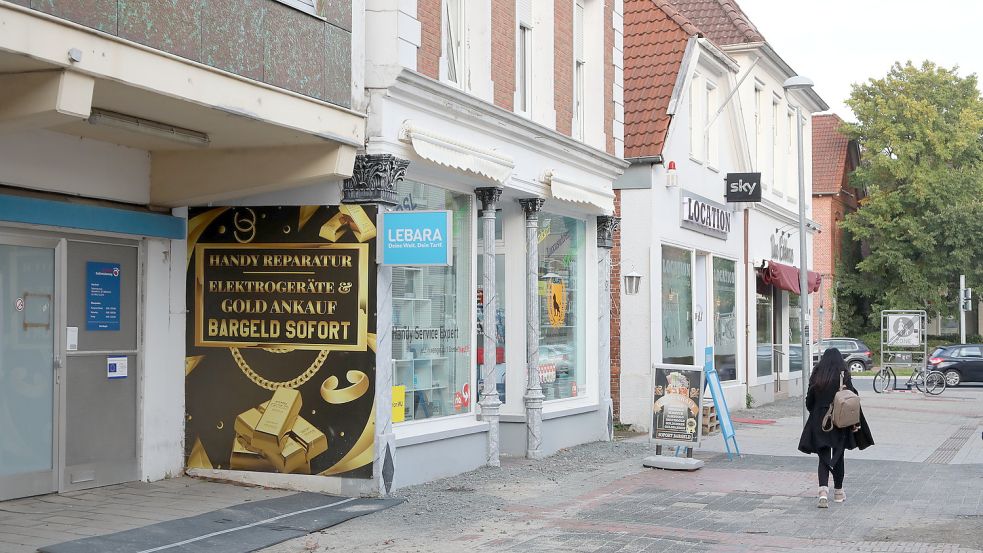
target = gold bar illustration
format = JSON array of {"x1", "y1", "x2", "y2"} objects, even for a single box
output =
[
  {"x1": 233, "y1": 408, "x2": 263, "y2": 444},
  {"x1": 319, "y1": 213, "x2": 348, "y2": 242},
  {"x1": 230, "y1": 438, "x2": 275, "y2": 472},
  {"x1": 340, "y1": 205, "x2": 377, "y2": 242},
  {"x1": 253, "y1": 388, "x2": 302, "y2": 455},
  {"x1": 288, "y1": 416, "x2": 328, "y2": 461},
  {"x1": 276, "y1": 435, "x2": 308, "y2": 474}
]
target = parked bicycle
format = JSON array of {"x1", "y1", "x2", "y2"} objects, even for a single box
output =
[{"x1": 872, "y1": 364, "x2": 946, "y2": 395}]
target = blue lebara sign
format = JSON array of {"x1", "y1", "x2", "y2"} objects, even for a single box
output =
[
  {"x1": 86, "y1": 261, "x2": 121, "y2": 331},
  {"x1": 379, "y1": 210, "x2": 453, "y2": 266}
]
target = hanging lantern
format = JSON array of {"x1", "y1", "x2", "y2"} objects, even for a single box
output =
[{"x1": 623, "y1": 271, "x2": 642, "y2": 295}]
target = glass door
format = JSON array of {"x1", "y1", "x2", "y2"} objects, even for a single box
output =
[{"x1": 0, "y1": 238, "x2": 59, "y2": 500}]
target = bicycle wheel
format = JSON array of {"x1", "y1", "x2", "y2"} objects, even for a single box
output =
[
  {"x1": 872, "y1": 367, "x2": 894, "y2": 393},
  {"x1": 923, "y1": 371, "x2": 946, "y2": 395},
  {"x1": 912, "y1": 371, "x2": 926, "y2": 393}
]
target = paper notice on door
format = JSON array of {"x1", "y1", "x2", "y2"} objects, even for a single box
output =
[
  {"x1": 67, "y1": 327, "x2": 79, "y2": 351},
  {"x1": 107, "y1": 356, "x2": 127, "y2": 379}
]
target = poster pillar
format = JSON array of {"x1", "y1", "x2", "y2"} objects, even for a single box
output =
[
  {"x1": 476, "y1": 187, "x2": 503, "y2": 466},
  {"x1": 344, "y1": 153, "x2": 407, "y2": 495},
  {"x1": 597, "y1": 215, "x2": 620, "y2": 442},
  {"x1": 519, "y1": 198, "x2": 546, "y2": 458}
]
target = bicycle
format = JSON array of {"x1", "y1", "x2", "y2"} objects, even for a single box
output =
[{"x1": 872, "y1": 364, "x2": 946, "y2": 395}]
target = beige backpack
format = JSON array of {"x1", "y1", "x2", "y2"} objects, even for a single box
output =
[{"x1": 821, "y1": 371, "x2": 861, "y2": 432}]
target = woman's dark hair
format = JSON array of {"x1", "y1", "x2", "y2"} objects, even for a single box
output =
[{"x1": 810, "y1": 348, "x2": 848, "y2": 391}]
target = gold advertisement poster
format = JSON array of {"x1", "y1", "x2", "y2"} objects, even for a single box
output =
[{"x1": 185, "y1": 206, "x2": 376, "y2": 479}]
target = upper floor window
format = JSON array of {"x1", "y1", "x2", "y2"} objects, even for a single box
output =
[
  {"x1": 771, "y1": 97, "x2": 780, "y2": 194},
  {"x1": 443, "y1": 0, "x2": 466, "y2": 88},
  {"x1": 573, "y1": 0, "x2": 586, "y2": 139},
  {"x1": 753, "y1": 85, "x2": 763, "y2": 175},
  {"x1": 705, "y1": 80, "x2": 719, "y2": 169},
  {"x1": 689, "y1": 74, "x2": 702, "y2": 160},
  {"x1": 787, "y1": 108, "x2": 796, "y2": 199}
]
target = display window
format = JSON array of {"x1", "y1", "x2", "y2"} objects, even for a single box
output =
[
  {"x1": 661, "y1": 246, "x2": 694, "y2": 365},
  {"x1": 391, "y1": 181, "x2": 472, "y2": 421},
  {"x1": 789, "y1": 292, "x2": 803, "y2": 372},
  {"x1": 756, "y1": 292, "x2": 774, "y2": 377},
  {"x1": 712, "y1": 257, "x2": 737, "y2": 381},
  {"x1": 538, "y1": 213, "x2": 586, "y2": 400}
]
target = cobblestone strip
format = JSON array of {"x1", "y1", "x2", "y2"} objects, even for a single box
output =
[{"x1": 927, "y1": 425, "x2": 978, "y2": 464}]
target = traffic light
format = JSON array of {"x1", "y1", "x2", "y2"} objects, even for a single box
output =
[{"x1": 962, "y1": 287, "x2": 973, "y2": 311}]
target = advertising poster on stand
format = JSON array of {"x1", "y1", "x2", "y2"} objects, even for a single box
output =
[
  {"x1": 185, "y1": 205, "x2": 377, "y2": 479},
  {"x1": 651, "y1": 365, "x2": 704, "y2": 446}
]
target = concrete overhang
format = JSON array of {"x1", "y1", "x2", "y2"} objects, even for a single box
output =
[{"x1": 0, "y1": 3, "x2": 365, "y2": 207}]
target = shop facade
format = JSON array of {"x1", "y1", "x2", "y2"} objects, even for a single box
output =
[{"x1": 0, "y1": 0, "x2": 363, "y2": 500}]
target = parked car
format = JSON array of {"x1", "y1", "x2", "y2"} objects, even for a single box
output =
[
  {"x1": 927, "y1": 344, "x2": 983, "y2": 387},
  {"x1": 812, "y1": 338, "x2": 874, "y2": 372}
]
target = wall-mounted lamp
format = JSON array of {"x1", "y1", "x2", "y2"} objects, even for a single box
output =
[
  {"x1": 623, "y1": 271, "x2": 642, "y2": 295},
  {"x1": 666, "y1": 160, "x2": 678, "y2": 188}
]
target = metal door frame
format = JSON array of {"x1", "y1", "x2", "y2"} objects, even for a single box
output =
[{"x1": 0, "y1": 232, "x2": 64, "y2": 501}]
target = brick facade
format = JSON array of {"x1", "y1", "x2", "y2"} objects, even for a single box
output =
[
  {"x1": 554, "y1": 0, "x2": 573, "y2": 135},
  {"x1": 491, "y1": 0, "x2": 516, "y2": 110},
  {"x1": 418, "y1": 0, "x2": 441, "y2": 79}
]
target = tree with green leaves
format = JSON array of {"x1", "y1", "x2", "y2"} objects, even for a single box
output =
[{"x1": 838, "y1": 61, "x2": 983, "y2": 324}]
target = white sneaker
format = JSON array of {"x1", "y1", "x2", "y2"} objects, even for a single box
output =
[
  {"x1": 833, "y1": 489, "x2": 845, "y2": 503},
  {"x1": 818, "y1": 486, "x2": 829, "y2": 509}
]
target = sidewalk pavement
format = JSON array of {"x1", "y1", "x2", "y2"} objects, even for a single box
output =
[{"x1": 1, "y1": 386, "x2": 980, "y2": 553}]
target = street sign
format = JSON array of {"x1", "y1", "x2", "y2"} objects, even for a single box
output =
[
  {"x1": 724, "y1": 172, "x2": 762, "y2": 202},
  {"x1": 886, "y1": 314, "x2": 920, "y2": 346}
]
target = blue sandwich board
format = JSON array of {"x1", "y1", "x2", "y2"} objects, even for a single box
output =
[{"x1": 703, "y1": 346, "x2": 740, "y2": 460}]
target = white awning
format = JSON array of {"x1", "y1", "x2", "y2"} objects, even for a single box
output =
[
  {"x1": 544, "y1": 170, "x2": 615, "y2": 214},
  {"x1": 400, "y1": 120, "x2": 513, "y2": 183}
]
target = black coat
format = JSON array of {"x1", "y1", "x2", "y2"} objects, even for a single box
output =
[{"x1": 798, "y1": 369, "x2": 874, "y2": 460}]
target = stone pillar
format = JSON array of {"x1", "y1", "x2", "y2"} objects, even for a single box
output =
[
  {"x1": 476, "y1": 187, "x2": 503, "y2": 467},
  {"x1": 343, "y1": 153, "x2": 404, "y2": 496},
  {"x1": 518, "y1": 198, "x2": 546, "y2": 458},
  {"x1": 597, "y1": 215, "x2": 620, "y2": 442}
]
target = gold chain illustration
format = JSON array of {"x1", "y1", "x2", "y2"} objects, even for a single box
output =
[{"x1": 230, "y1": 347, "x2": 329, "y2": 390}]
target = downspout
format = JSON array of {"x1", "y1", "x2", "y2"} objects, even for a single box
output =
[{"x1": 744, "y1": 208, "x2": 750, "y2": 401}]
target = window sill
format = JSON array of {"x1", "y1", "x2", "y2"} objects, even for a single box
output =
[
  {"x1": 689, "y1": 155, "x2": 705, "y2": 165},
  {"x1": 394, "y1": 414, "x2": 488, "y2": 447},
  {"x1": 272, "y1": 0, "x2": 326, "y2": 21}
]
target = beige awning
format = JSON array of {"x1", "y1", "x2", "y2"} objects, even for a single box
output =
[
  {"x1": 544, "y1": 170, "x2": 615, "y2": 214},
  {"x1": 400, "y1": 121, "x2": 513, "y2": 183}
]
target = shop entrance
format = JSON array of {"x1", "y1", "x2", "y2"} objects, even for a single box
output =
[
  {"x1": 0, "y1": 233, "x2": 139, "y2": 501},
  {"x1": 0, "y1": 237, "x2": 59, "y2": 501}
]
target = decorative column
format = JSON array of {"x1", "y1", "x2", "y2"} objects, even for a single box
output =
[
  {"x1": 476, "y1": 187, "x2": 503, "y2": 467},
  {"x1": 597, "y1": 215, "x2": 620, "y2": 442},
  {"x1": 519, "y1": 197, "x2": 546, "y2": 459},
  {"x1": 343, "y1": 153, "x2": 405, "y2": 496}
]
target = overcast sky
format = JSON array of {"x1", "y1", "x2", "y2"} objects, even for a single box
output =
[{"x1": 735, "y1": 0, "x2": 983, "y2": 121}]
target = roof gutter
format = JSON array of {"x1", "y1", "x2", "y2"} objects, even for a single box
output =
[{"x1": 625, "y1": 155, "x2": 664, "y2": 165}]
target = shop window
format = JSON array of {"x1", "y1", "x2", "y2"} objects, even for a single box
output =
[
  {"x1": 477, "y1": 212, "x2": 506, "y2": 403},
  {"x1": 661, "y1": 245, "x2": 693, "y2": 365},
  {"x1": 789, "y1": 293, "x2": 802, "y2": 372},
  {"x1": 391, "y1": 181, "x2": 472, "y2": 421},
  {"x1": 712, "y1": 257, "x2": 736, "y2": 381},
  {"x1": 756, "y1": 292, "x2": 773, "y2": 377},
  {"x1": 538, "y1": 213, "x2": 586, "y2": 400}
]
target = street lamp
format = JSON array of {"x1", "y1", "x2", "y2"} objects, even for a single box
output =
[{"x1": 783, "y1": 75, "x2": 813, "y2": 425}]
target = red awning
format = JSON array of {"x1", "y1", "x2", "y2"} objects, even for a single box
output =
[{"x1": 759, "y1": 261, "x2": 821, "y2": 295}]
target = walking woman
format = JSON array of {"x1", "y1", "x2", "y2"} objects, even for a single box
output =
[{"x1": 798, "y1": 348, "x2": 874, "y2": 508}]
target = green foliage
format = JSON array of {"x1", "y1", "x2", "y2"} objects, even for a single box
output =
[
  {"x1": 838, "y1": 61, "x2": 983, "y2": 322},
  {"x1": 745, "y1": 392, "x2": 756, "y2": 409}
]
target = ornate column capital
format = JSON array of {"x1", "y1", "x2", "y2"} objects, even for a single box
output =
[
  {"x1": 475, "y1": 187, "x2": 503, "y2": 210},
  {"x1": 518, "y1": 197, "x2": 546, "y2": 217},
  {"x1": 342, "y1": 154, "x2": 409, "y2": 206},
  {"x1": 597, "y1": 215, "x2": 621, "y2": 249}
]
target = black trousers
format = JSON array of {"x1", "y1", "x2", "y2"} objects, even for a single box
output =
[{"x1": 817, "y1": 447, "x2": 845, "y2": 488}]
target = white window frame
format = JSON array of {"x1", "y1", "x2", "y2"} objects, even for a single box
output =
[
  {"x1": 753, "y1": 83, "x2": 763, "y2": 176},
  {"x1": 517, "y1": 24, "x2": 533, "y2": 116},
  {"x1": 689, "y1": 74, "x2": 703, "y2": 162},
  {"x1": 705, "y1": 79, "x2": 719, "y2": 170},
  {"x1": 441, "y1": 0, "x2": 467, "y2": 89},
  {"x1": 787, "y1": 107, "x2": 796, "y2": 202},
  {"x1": 273, "y1": 0, "x2": 320, "y2": 18},
  {"x1": 771, "y1": 95, "x2": 782, "y2": 197},
  {"x1": 572, "y1": 0, "x2": 586, "y2": 139}
]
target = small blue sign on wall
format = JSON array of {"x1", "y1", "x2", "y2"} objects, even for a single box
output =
[
  {"x1": 86, "y1": 261, "x2": 121, "y2": 331},
  {"x1": 379, "y1": 210, "x2": 453, "y2": 266}
]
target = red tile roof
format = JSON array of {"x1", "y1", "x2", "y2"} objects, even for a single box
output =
[
  {"x1": 623, "y1": 0, "x2": 697, "y2": 159},
  {"x1": 812, "y1": 114, "x2": 859, "y2": 195},
  {"x1": 667, "y1": 0, "x2": 765, "y2": 45}
]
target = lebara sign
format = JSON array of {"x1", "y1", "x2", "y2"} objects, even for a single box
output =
[
  {"x1": 680, "y1": 194, "x2": 731, "y2": 239},
  {"x1": 379, "y1": 210, "x2": 453, "y2": 266}
]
